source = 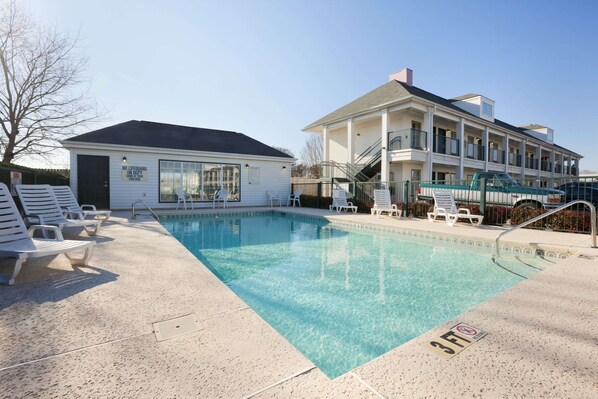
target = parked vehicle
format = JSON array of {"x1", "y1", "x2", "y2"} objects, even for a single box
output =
[
  {"x1": 418, "y1": 172, "x2": 565, "y2": 209},
  {"x1": 557, "y1": 181, "x2": 598, "y2": 208}
]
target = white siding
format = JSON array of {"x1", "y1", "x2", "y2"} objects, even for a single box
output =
[{"x1": 69, "y1": 147, "x2": 292, "y2": 210}]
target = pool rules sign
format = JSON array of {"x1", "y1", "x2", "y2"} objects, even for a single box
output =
[
  {"x1": 121, "y1": 165, "x2": 148, "y2": 181},
  {"x1": 425, "y1": 323, "x2": 487, "y2": 359}
]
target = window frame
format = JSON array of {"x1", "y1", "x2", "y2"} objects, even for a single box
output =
[{"x1": 158, "y1": 159, "x2": 241, "y2": 203}]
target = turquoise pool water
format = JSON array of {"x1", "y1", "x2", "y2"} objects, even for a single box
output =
[{"x1": 161, "y1": 213, "x2": 541, "y2": 378}]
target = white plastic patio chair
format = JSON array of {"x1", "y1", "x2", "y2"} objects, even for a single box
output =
[
  {"x1": 287, "y1": 190, "x2": 301, "y2": 207},
  {"x1": 175, "y1": 188, "x2": 194, "y2": 210},
  {"x1": 267, "y1": 191, "x2": 282, "y2": 207},
  {"x1": 330, "y1": 189, "x2": 357, "y2": 213},
  {"x1": 212, "y1": 188, "x2": 229, "y2": 209},
  {"x1": 427, "y1": 190, "x2": 483, "y2": 227},
  {"x1": 372, "y1": 189, "x2": 401, "y2": 218},
  {"x1": 52, "y1": 186, "x2": 111, "y2": 221},
  {"x1": 0, "y1": 183, "x2": 95, "y2": 285},
  {"x1": 16, "y1": 185, "x2": 102, "y2": 236}
]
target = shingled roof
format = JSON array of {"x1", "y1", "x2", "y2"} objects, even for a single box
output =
[
  {"x1": 64, "y1": 120, "x2": 293, "y2": 159},
  {"x1": 302, "y1": 81, "x2": 580, "y2": 156}
]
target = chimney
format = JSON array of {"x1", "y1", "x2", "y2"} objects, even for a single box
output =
[{"x1": 389, "y1": 68, "x2": 413, "y2": 86}]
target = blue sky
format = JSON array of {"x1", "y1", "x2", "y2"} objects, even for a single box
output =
[{"x1": 26, "y1": 0, "x2": 598, "y2": 170}]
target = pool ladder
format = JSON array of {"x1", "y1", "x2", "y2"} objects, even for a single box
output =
[
  {"x1": 131, "y1": 200, "x2": 160, "y2": 221},
  {"x1": 494, "y1": 200, "x2": 597, "y2": 258}
]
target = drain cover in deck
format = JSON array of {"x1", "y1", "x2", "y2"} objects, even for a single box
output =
[{"x1": 153, "y1": 314, "x2": 203, "y2": 342}]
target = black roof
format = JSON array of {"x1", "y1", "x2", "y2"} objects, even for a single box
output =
[{"x1": 65, "y1": 120, "x2": 293, "y2": 159}]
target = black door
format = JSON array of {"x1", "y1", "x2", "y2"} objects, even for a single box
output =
[{"x1": 77, "y1": 155, "x2": 110, "y2": 209}]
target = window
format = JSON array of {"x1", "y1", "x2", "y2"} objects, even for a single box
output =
[
  {"x1": 159, "y1": 160, "x2": 240, "y2": 202},
  {"x1": 482, "y1": 102, "x2": 493, "y2": 117}
]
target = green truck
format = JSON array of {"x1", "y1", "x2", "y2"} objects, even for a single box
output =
[{"x1": 417, "y1": 172, "x2": 565, "y2": 209}]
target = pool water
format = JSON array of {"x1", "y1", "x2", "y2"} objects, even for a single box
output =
[{"x1": 161, "y1": 213, "x2": 542, "y2": 378}]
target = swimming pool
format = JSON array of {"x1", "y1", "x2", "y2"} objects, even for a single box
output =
[{"x1": 161, "y1": 212, "x2": 543, "y2": 378}]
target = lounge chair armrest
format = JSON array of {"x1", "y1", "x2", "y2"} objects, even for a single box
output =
[
  {"x1": 458, "y1": 208, "x2": 471, "y2": 214},
  {"x1": 81, "y1": 204, "x2": 97, "y2": 211},
  {"x1": 391, "y1": 204, "x2": 398, "y2": 210},
  {"x1": 28, "y1": 225, "x2": 64, "y2": 241},
  {"x1": 65, "y1": 211, "x2": 85, "y2": 220},
  {"x1": 347, "y1": 201, "x2": 354, "y2": 206},
  {"x1": 26, "y1": 213, "x2": 46, "y2": 225}
]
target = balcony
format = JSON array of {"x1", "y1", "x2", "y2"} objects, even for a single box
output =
[
  {"x1": 387, "y1": 129, "x2": 427, "y2": 151},
  {"x1": 554, "y1": 163, "x2": 562, "y2": 174},
  {"x1": 488, "y1": 148, "x2": 505, "y2": 164},
  {"x1": 525, "y1": 157, "x2": 539, "y2": 170},
  {"x1": 433, "y1": 134, "x2": 459, "y2": 156},
  {"x1": 465, "y1": 143, "x2": 485, "y2": 161},
  {"x1": 540, "y1": 160, "x2": 552, "y2": 172},
  {"x1": 508, "y1": 153, "x2": 522, "y2": 167}
]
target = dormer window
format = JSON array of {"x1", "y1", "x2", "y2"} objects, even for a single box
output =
[{"x1": 482, "y1": 102, "x2": 493, "y2": 117}]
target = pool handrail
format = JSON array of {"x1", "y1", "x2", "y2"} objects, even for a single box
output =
[
  {"x1": 131, "y1": 200, "x2": 160, "y2": 221},
  {"x1": 494, "y1": 200, "x2": 597, "y2": 258}
]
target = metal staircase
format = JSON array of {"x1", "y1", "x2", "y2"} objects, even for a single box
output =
[{"x1": 320, "y1": 138, "x2": 384, "y2": 202}]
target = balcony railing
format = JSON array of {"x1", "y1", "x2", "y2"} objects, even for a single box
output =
[
  {"x1": 387, "y1": 128, "x2": 427, "y2": 151},
  {"x1": 508, "y1": 153, "x2": 522, "y2": 167},
  {"x1": 488, "y1": 148, "x2": 505, "y2": 164},
  {"x1": 525, "y1": 157, "x2": 539, "y2": 170},
  {"x1": 433, "y1": 134, "x2": 459, "y2": 156},
  {"x1": 465, "y1": 143, "x2": 485, "y2": 161},
  {"x1": 540, "y1": 160, "x2": 552, "y2": 172}
]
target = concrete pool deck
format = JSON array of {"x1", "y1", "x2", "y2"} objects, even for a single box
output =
[{"x1": 0, "y1": 208, "x2": 597, "y2": 398}]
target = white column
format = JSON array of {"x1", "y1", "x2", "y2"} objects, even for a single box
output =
[
  {"x1": 380, "y1": 110, "x2": 389, "y2": 184},
  {"x1": 483, "y1": 127, "x2": 489, "y2": 172},
  {"x1": 503, "y1": 134, "x2": 510, "y2": 173},
  {"x1": 550, "y1": 150, "x2": 556, "y2": 186},
  {"x1": 536, "y1": 145, "x2": 542, "y2": 178},
  {"x1": 347, "y1": 119, "x2": 354, "y2": 166},
  {"x1": 424, "y1": 106, "x2": 434, "y2": 180},
  {"x1": 457, "y1": 118, "x2": 465, "y2": 180},
  {"x1": 519, "y1": 140, "x2": 526, "y2": 184},
  {"x1": 322, "y1": 126, "x2": 329, "y2": 163}
]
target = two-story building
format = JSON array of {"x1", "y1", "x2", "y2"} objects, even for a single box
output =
[{"x1": 303, "y1": 68, "x2": 581, "y2": 187}]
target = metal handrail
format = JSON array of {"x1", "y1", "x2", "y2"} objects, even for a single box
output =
[
  {"x1": 131, "y1": 200, "x2": 160, "y2": 221},
  {"x1": 494, "y1": 200, "x2": 597, "y2": 258}
]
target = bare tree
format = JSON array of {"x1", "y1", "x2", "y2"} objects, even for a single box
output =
[
  {"x1": 0, "y1": 1, "x2": 98, "y2": 163},
  {"x1": 300, "y1": 134, "x2": 322, "y2": 178}
]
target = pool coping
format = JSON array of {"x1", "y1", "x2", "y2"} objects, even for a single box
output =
[{"x1": 158, "y1": 208, "x2": 573, "y2": 259}]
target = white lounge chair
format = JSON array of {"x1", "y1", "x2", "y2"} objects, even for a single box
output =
[
  {"x1": 267, "y1": 191, "x2": 282, "y2": 207},
  {"x1": 16, "y1": 185, "x2": 102, "y2": 236},
  {"x1": 212, "y1": 188, "x2": 229, "y2": 209},
  {"x1": 330, "y1": 189, "x2": 357, "y2": 213},
  {"x1": 0, "y1": 183, "x2": 95, "y2": 285},
  {"x1": 176, "y1": 188, "x2": 194, "y2": 210},
  {"x1": 427, "y1": 190, "x2": 483, "y2": 227},
  {"x1": 52, "y1": 186, "x2": 111, "y2": 221},
  {"x1": 287, "y1": 190, "x2": 301, "y2": 207},
  {"x1": 372, "y1": 189, "x2": 401, "y2": 218}
]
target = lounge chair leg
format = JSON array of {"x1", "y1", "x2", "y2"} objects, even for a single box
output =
[
  {"x1": 84, "y1": 222, "x2": 101, "y2": 236},
  {"x1": 65, "y1": 245, "x2": 95, "y2": 266},
  {"x1": 3, "y1": 256, "x2": 27, "y2": 286}
]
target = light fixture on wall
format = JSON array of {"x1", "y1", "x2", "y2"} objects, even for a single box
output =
[
  {"x1": 282, "y1": 165, "x2": 287, "y2": 171},
  {"x1": 356, "y1": 133, "x2": 361, "y2": 136},
  {"x1": 122, "y1": 156, "x2": 127, "y2": 163},
  {"x1": 245, "y1": 164, "x2": 249, "y2": 169}
]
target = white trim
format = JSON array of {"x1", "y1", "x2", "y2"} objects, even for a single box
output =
[{"x1": 61, "y1": 141, "x2": 292, "y2": 163}]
